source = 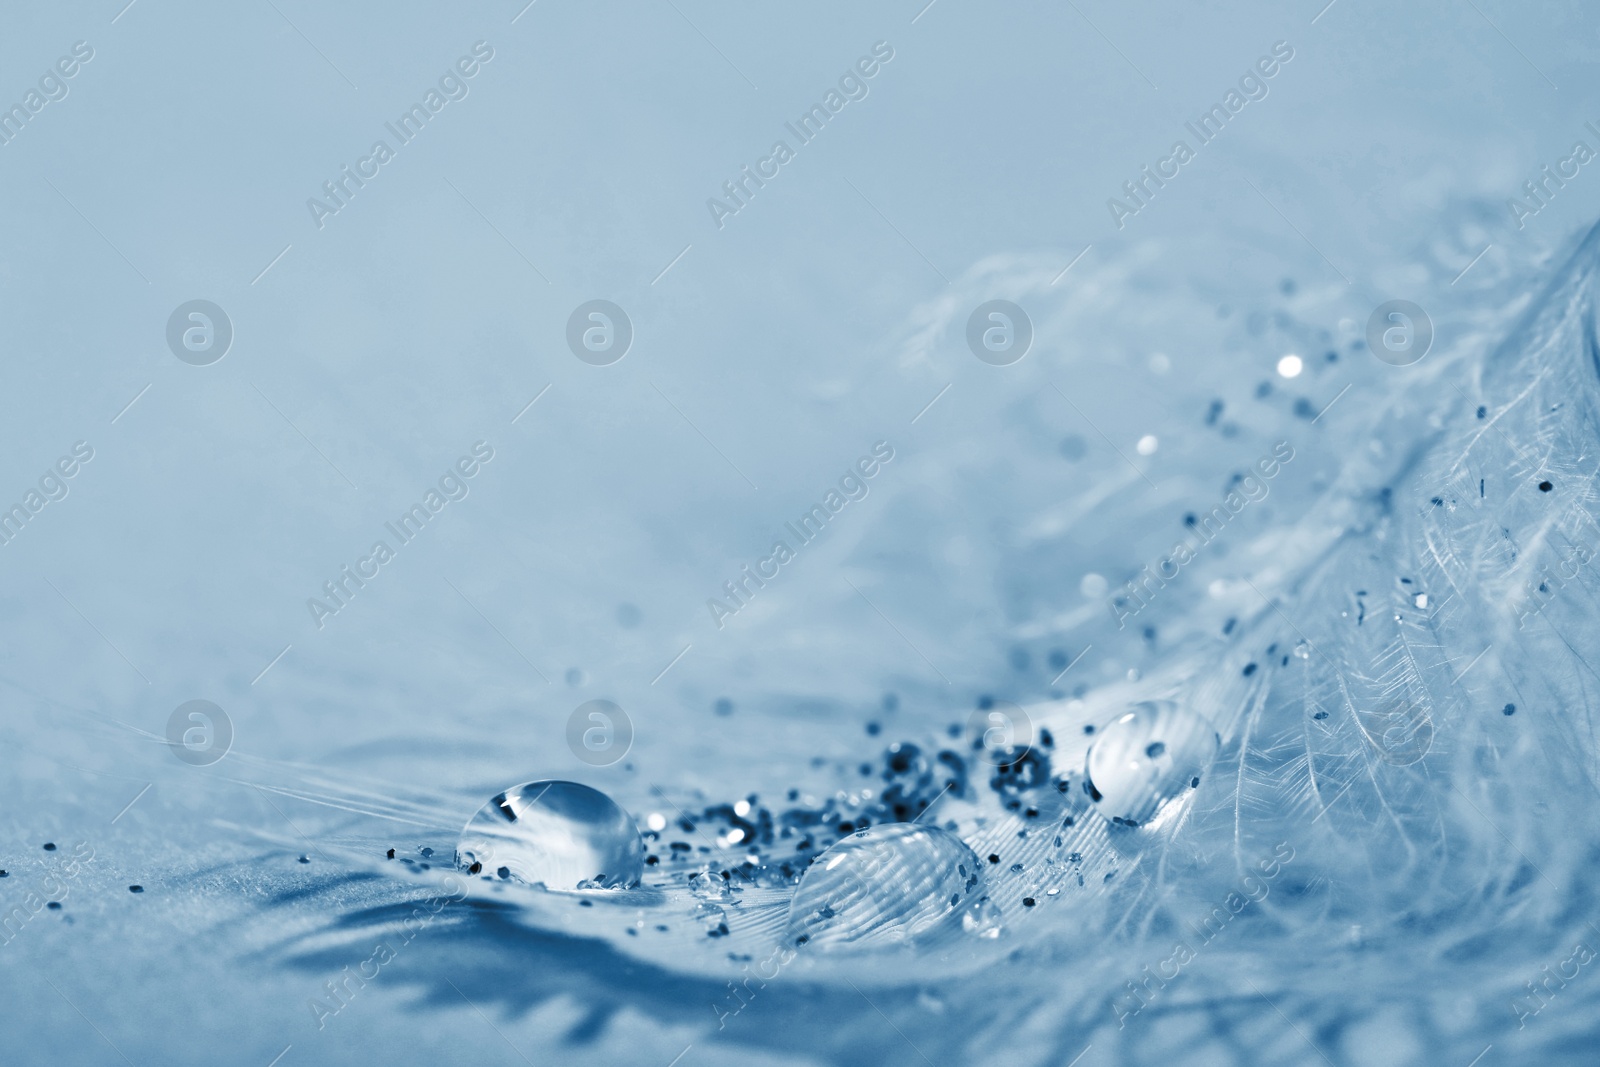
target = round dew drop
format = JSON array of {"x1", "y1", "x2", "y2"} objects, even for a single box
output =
[
  {"x1": 455, "y1": 780, "x2": 644, "y2": 890},
  {"x1": 1084, "y1": 701, "x2": 1219, "y2": 827},
  {"x1": 785, "y1": 824, "x2": 985, "y2": 951}
]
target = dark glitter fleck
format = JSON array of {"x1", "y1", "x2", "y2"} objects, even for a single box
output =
[
  {"x1": 1539, "y1": 481, "x2": 1553, "y2": 492},
  {"x1": 42, "y1": 843, "x2": 56, "y2": 851},
  {"x1": 987, "y1": 853, "x2": 1000, "y2": 864},
  {"x1": 1313, "y1": 711, "x2": 1329, "y2": 720},
  {"x1": 1146, "y1": 742, "x2": 1166, "y2": 758},
  {"x1": 420, "y1": 847, "x2": 434, "y2": 857},
  {"x1": 468, "y1": 862, "x2": 482, "y2": 874},
  {"x1": 1477, "y1": 405, "x2": 1487, "y2": 419},
  {"x1": 297, "y1": 855, "x2": 310, "y2": 864},
  {"x1": 1242, "y1": 662, "x2": 1258, "y2": 676},
  {"x1": 497, "y1": 866, "x2": 511, "y2": 879},
  {"x1": 1022, "y1": 897, "x2": 1036, "y2": 907},
  {"x1": 129, "y1": 885, "x2": 143, "y2": 893},
  {"x1": 866, "y1": 722, "x2": 881, "y2": 736},
  {"x1": 1503, "y1": 704, "x2": 1516, "y2": 716},
  {"x1": 47, "y1": 901, "x2": 61, "y2": 910},
  {"x1": 385, "y1": 848, "x2": 395, "y2": 859}
]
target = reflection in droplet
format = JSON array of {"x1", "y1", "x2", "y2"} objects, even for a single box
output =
[
  {"x1": 455, "y1": 780, "x2": 643, "y2": 890},
  {"x1": 1084, "y1": 701, "x2": 1219, "y2": 827},
  {"x1": 785, "y1": 824, "x2": 983, "y2": 951}
]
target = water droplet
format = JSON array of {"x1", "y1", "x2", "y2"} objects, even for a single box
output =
[
  {"x1": 1084, "y1": 701, "x2": 1219, "y2": 827},
  {"x1": 785, "y1": 824, "x2": 984, "y2": 951},
  {"x1": 693, "y1": 901, "x2": 728, "y2": 937},
  {"x1": 1293, "y1": 640, "x2": 1311, "y2": 659},
  {"x1": 455, "y1": 781, "x2": 643, "y2": 890},
  {"x1": 961, "y1": 897, "x2": 1005, "y2": 939}
]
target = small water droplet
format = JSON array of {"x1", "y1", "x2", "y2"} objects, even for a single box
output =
[
  {"x1": 1084, "y1": 701, "x2": 1219, "y2": 827},
  {"x1": 693, "y1": 901, "x2": 728, "y2": 937},
  {"x1": 455, "y1": 781, "x2": 644, "y2": 890},
  {"x1": 785, "y1": 824, "x2": 984, "y2": 951},
  {"x1": 1293, "y1": 641, "x2": 1311, "y2": 660},
  {"x1": 960, "y1": 897, "x2": 1005, "y2": 940}
]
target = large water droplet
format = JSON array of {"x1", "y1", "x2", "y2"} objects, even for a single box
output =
[
  {"x1": 1084, "y1": 701, "x2": 1219, "y2": 827},
  {"x1": 785, "y1": 824, "x2": 984, "y2": 951},
  {"x1": 455, "y1": 781, "x2": 644, "y2": 890}
]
